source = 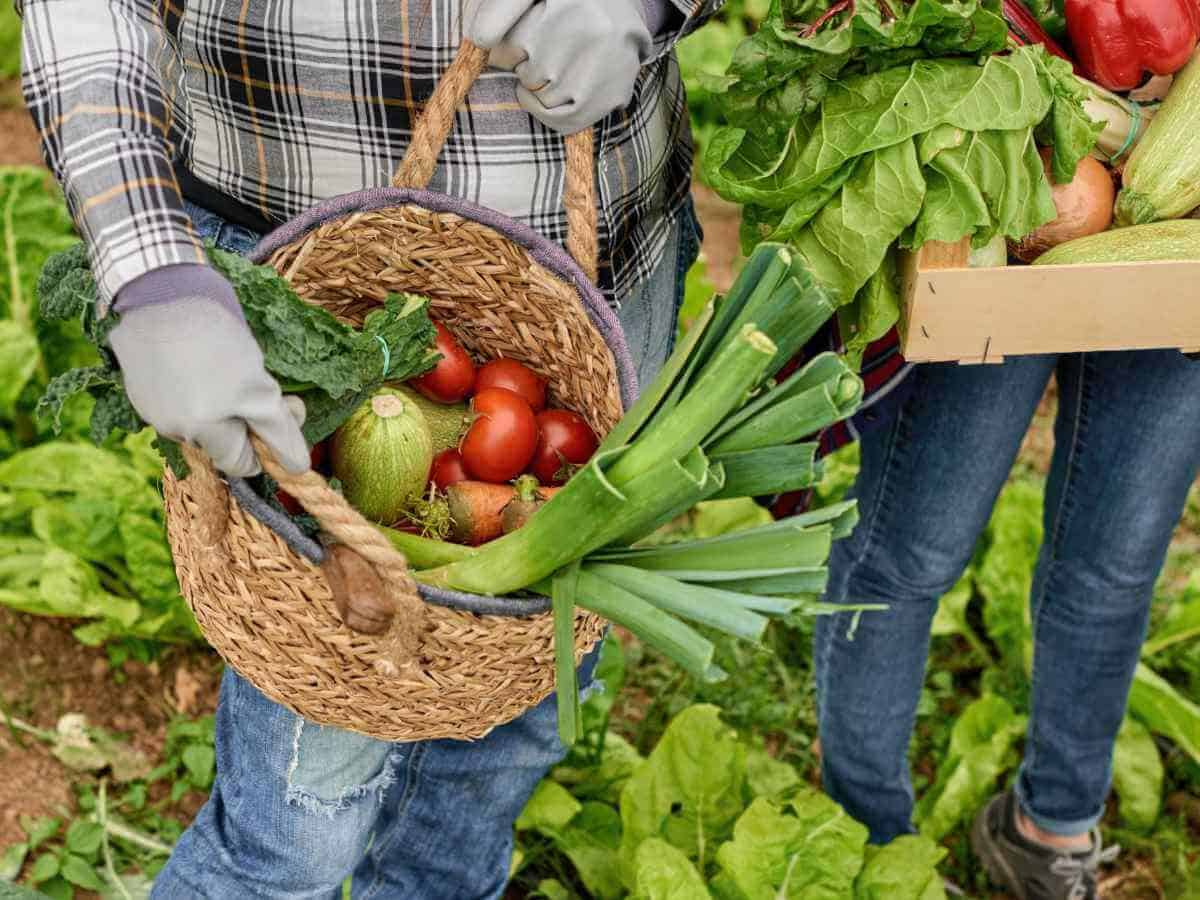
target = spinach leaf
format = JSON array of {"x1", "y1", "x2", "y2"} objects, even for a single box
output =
[
  {"x1": 632, "y1": 839, "x2": 710, "y2": 900},
  {"x1": 1128, "y1": 663, "x2": 1200, "y2": 765}
]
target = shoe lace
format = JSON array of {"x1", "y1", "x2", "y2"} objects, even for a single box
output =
[{"x1": 1048, "y1": 832, "x2": 1120, "y2": 900}]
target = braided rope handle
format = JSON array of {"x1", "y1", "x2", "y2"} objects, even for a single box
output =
[
  {"x1": 250, "y1": 437, "x2": 424, "y2": 671},
  {"x1": 393, "y1": 38, "x2": 600, "y2": 283}
]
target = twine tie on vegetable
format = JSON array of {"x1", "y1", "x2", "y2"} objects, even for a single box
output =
[
  {"x1": 375, "y1": 333, "x2": 391, "y2": 378},
  {"x1": 1109, "y1": 98, "x2": 1141, "y2": 163}
]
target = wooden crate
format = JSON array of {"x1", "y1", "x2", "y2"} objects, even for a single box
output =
[{"x1": 898, "y1": 238, "x2": 1200, "y2": 364}]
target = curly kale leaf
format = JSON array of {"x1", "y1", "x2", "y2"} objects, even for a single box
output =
[
  {"x1": 89, "y1": 387, "x2": 144, "y2": 445},
  {"x1": 208, "y1": 249, "x2": 436, "y2": 400},
  {"x1": 37, "y1": 366, "x2": 118, "y2": 433},
  {"x1": 152, "y1": 436, "x2": 189, "y2": 480},
  {"x1": 37, "y1": 242, "x2": 438, "y2": 465}
]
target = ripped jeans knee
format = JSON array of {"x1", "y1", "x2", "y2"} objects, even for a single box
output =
[{"x1": 286, "y1": 720, "x2": 396, "y2": 818}]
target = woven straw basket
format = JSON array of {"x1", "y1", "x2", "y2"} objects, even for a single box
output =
[{"x1": 162, "y1": 40, "x2": 635, "y2": 742}]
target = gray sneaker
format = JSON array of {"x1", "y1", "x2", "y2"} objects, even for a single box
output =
[{"x1": 970, "y1": 791, "x2": 1119, "y2": 900}]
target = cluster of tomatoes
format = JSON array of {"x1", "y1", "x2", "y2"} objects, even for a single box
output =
[{"x1": 411, "y1": 322, "x2": 599, "y2": 491}]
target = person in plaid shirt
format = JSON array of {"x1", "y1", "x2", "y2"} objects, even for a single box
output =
[{"x1": 19, "y1": 1, "x2": 716, "y2": 895}]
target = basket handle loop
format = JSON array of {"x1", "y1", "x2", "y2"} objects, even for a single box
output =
[
  {"x1": 393, "y1": 38, "x2": 600, "y2": 284},
  {"x1": 250, "y1": 435, "x2": 426, "y2": 670}
]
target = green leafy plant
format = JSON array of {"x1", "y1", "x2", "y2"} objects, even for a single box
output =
[
  {"x1": 1, "y1": 713, "x2": 217, "y2": 898},
  {"x1": 700, "y1": 0, "x2": 1101, "y2": 365},
  {"x1": 147, "y1": 715, "x2": 217, "y2": 803},
  {"x1": 511, "y1": 636, "x2": 949, "y2": 898}
]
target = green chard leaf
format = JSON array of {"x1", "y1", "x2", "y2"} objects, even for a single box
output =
[
  {"x1": 706, "y1": 48, "x2": 1054, "y2": 210},
  {"x1": 1034, "y1": 52, "x2": 1104, "y2": 183},
  {"x1": 914, "y1": 694, "x2": 1027, "y2": 841},
  {"x1": 0, "y1": 167, "x2": 79, "y2": 328},
  {"x1": 854, "y1": 835, "x2": 947, "y2": 900},
  {"x1": 1128, "y1": 662, "x2": 1200, "y2": 764},
  {"x1": 1110, "y1": 716, "x2": 1163, "y2": 832},
  {"x1": 618, "y1": 705, "x2": 746, "y2": 888},
  {"x1": 714, "y1": 790, "x2": 868, "y2": 900},
  {"x1": 904, "y1": 126, "x2": 1056, "y2": 250},
  {"x1": 710, "y1": 0, "x2": 1007, "y2": 137},
  {"x1": 632, "y1": 839, "x2": 711, "y2": 900},
  {"x1": 789, "y1": 139, "x2": 924, "y2": 305},
  {"x1": 838, "y1": 247, "x2": 902, "y2": 370}
]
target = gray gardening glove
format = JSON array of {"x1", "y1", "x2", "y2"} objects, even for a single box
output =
[
  {"x1": 464, "y1": 0, "x2": 663, "y2": 134},
  {"x1": 108, "y1": 264, "x2": 310, "y2": 478}
]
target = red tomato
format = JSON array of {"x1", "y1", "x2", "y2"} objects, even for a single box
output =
[
  {"x1": 460, "y1": 388, "x2": 538, "y2": 482},
  {"x1": 309, "y1": 440, "x2": 330, "y2": 474},
  {"x1": 530, "y1": 409, "x2": 598, "y2": 485},
  {"x1": 277, "y1": 442, "x2": 331, "y2": 514},
  {"x1": 475, "y1": 358, "x2": 547, "y2": 412},
  {"x1": 430, "y1": 448, "x2": 470, "y2": 491},
  {"x1": 411, "y1": 322, "x2": 476, "y2": 403}
]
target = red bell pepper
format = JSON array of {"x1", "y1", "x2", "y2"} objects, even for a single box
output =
[{"x1": 1066, "y1": 0, "x2": 1200, "y2": 91}]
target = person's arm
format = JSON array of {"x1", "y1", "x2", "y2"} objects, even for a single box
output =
[
  {"x1": 17, "y1": 0, "x2": 204, "y2": 314},
  {"x1": 17, "y1": 1, "x2": 308, "y2": 478}
]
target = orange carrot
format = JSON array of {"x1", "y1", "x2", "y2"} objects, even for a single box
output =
[
  {"x1": 445, "y1": 481, "x2": 518, "y2": 545},
  {"x1": 445, "y1": 478, "x2": 563, "y2": 544}
]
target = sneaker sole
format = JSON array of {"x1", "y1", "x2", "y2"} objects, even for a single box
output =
[{"x1": 970, "y1": 800, "x2": 1029, "y2": 900}]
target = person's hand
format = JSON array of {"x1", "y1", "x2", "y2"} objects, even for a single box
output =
[
  {"x1": 108, "y1": 265, "x2": 310, "y2": 478},
  {"x1": 464, "y1": 0, "x2": 657, "y2": 134}
]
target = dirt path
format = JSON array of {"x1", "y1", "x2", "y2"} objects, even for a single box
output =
[{"x1": 0, "y1": 609, "x2": 223, "y2": 849}]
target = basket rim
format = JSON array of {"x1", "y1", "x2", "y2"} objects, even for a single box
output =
[{"x1": 250, "y1": 185, "x2": 638, "y2": 411}]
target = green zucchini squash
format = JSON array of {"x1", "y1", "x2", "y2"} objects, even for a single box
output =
[
  {"x1": 1032, "y1": 220, "x2": 1200, "y2": 266},
  {"x1": 1115, "y1": 53, "x2": 1200, "y2": 225}
]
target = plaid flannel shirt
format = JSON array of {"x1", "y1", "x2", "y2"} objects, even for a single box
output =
[{"x1": 18, "y1": 0, "x2": 723, "y2": 308}]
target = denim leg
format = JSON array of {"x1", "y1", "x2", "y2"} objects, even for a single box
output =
[
  {"x1": 1015, "y1": 350, "x2": 1200, "y2": 835},
  {"x1": 349, "y1": 648, "x2": 601, "y2": 900},
  {"x1": 617, "y1": 204, "x2": 700, "y2": 390},
  {"x1": 151, "y1": 670, "x2": 394, "y2": 899},
  {"x1": 816, "y1": 356, "x2": 1055, "y2": 844}
]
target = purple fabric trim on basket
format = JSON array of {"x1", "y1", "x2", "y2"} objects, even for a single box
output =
[
  {"x1": 252, "y1": 186, "x2": 637, "y2": 615},
  {"x1": 251, "y1": 186, "x2": 638, "y2": 410}
]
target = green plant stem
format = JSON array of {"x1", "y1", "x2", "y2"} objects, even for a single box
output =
[
  {"x1": 3, "y1": 714, "x2": 54, "y2": 742},
  {"x1": 97, "y1": 779, "x2": 134, "y2": 900},
  {"x1": 605, "y1": 325, "x2": 776, "y2": 488},
  {"x1": 103, "y1": 817, "x2": 174, "y2": 857}
]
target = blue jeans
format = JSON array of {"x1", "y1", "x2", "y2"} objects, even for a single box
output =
[
  {"x1": 817, "y1": 352, "x2": 1200, "y2": 844},
  {"x1": 153, "y1": 202, "x2": 699, "y2": 899}
]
